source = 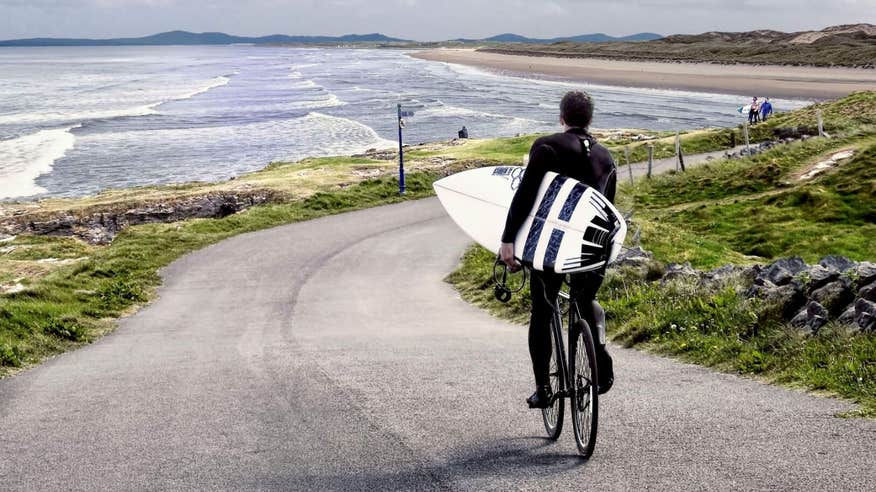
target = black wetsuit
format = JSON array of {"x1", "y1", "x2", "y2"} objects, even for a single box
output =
[{"x1": 502, "y1": 127, "x2": 617, "y2": 388}]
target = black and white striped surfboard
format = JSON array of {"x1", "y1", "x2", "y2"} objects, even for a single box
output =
[{"x1": 434, "y1": 166, "x2": 627, "y2": 274}]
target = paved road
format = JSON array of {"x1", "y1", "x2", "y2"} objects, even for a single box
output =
[{"x1": 1, "y1": 198, "x2": 874, "y2": 490}]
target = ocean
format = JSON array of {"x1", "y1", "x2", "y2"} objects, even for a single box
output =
[{"x1": 0, "y1": 45, "x2": 810, "y2": 200}]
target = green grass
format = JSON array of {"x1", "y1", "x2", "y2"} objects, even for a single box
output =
[
  {"x1": 624, "y1": 137, "x2": 876, "y2": 268},
  {"x1": 0, "y1": 173, "x2": 437, "y2": 374},
  {"x1": 447, "y1": 92, "x2": 876, "y2": 415}
]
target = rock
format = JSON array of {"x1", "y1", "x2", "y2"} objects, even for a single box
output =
[
  {"x1": 701, "y1": 265, "x2": 747, "y2": 286},
  {"x1": 807, "y1": 265, "x2": 840, "y2": 292},
  {"x1": 0, "y1": 190, "x2": 280, "y2": 245},
  {"x1": 614, "y1": 246, "x2": 653, "y2": 264},
  {"x1": 758, "y1": 257, "x2": 807, "y2": 287},
  {"x1": 790, "y1": 301, "x2": 829, "y2": 334},
  {"x1": 819, "y1": 255, "x2": 856, "y2": 273},
  {"x1": 740, "y1": 265, "x2": 763, "y2": 285},
  {"x1": 837, "y1": 305, "x2": 857, "y2": 327},
  {"x1": 662, "y1": 262, "x2": 698, "y2": 283},
  {"x1": 761, "y1": 284, "x2": 806, "y2": 319},
  {"x1": 811, "y1": 280, "x2": 854, "y2": 316},
  {"x1": 854, "y1": 299, "x2": 876, "y2": 332},
  {"x1": 854, "y1": 262, "x2": 876, "y2": 287},
  {"x1": 858, "y1": 283, "x2": 876, "y2": 303}
]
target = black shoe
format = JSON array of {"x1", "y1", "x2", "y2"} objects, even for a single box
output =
[
  {"x1": 526, "y1": 385, "x2": 552, "y2": 409},
  {"x1": 597, "y1": 346, "x2": 614, "y2": 395}
]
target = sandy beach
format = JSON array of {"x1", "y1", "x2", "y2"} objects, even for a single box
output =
[{"x1": 412, "y1": 49, "x2": 876, "y2": 100}]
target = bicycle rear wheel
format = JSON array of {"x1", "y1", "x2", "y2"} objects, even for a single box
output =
[
  {"x1": 569, "y1": 319, "x2": 598, "y2": 458},
  {"x1": 541, "y1": 317, "x2": 564, "y2": 439}
]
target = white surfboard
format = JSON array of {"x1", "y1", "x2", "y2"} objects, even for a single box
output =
[{"x1": 433, "y1": 166, "x2": 627, "y2": 274}]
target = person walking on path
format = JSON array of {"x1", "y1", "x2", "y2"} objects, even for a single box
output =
[
  {"x1": 748, "y1": 96, "x2": 760, "y2": 124},
  {"x1": 760, "y1": 98, "x2": 773, "y2": 122}
]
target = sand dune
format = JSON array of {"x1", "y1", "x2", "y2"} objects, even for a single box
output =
[{"x1": 412, "y1": 49, "x2": 876, "y2": 99}]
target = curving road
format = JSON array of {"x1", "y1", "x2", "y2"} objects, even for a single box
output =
[{"x1": 1, "y1": 198, "x2": 874, "y2": 490}]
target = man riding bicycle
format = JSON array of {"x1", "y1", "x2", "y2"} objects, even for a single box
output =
[{"x1": 499, "y1": 91, "x2": 616, "y2": 408}]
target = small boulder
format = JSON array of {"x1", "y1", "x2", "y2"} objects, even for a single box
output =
[
  {"x1": 854, "y1": 262, "x2": 876, "y2": 287},
  {"x1": 858, "y1": 283, "x2": 876, "y2": 303},
  {"x1": 790, "y1": 301, "x2": 829, "y2": 334},
  {"x1": 811, "y1": 280, "x2": 854, "y2": 316},
  {"x1": 837, "y1": 305, "x2": 857, "y2": 328},
  {"x1": 807, "y1": 265, "x2": 840, "y2": 292},
  {"x1": 701, "y1": 265, "x2": 745, "y2": 286},
  {"x1": 819, "y1": 255, "x2": 856, "y2": 273},
  {"x1": 760, "y1": 257, "x2": 807, "y2": 287},
  {"x1": 854, "y1": 299, "x2": 876, "y2": 332},
  {"x1": 662, "y1": 263, "x2": 698, "y2": 283},
  {"x1": 741, "y1": 265, "x2": 763, "y2": 285},
  {"x1": 763, "y1": 284, "x2": 806, "y2": 319}
]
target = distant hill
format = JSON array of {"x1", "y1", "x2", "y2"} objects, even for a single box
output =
[
  {"x1": 0, "y1": 30, "x2": 407, "y2": 47},
  {"x1": 456, "y1": 32, "x2": 662, "y2": 43},
  {"x1": 479, "y1": 24, "x2": 876, "y2": 68}
]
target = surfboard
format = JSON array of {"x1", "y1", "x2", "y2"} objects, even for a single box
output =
[
  {"x1": 737, "y1": 104, "x2": 751, "y2": 114},
  {"x1": 433, "y1": 166, "x2": 627, "y2": 274}
]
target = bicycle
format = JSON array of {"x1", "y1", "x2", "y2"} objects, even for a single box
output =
[{"x1": 493, "y1": 261, "x2": 600, "y2": 458}]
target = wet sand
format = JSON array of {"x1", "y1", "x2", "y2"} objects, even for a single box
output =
[{"x1": 412, "y1": 49, "x2": 876, "y2": 100}]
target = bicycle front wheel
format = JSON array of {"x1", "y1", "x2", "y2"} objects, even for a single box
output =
[
  {"x1": 541, "y1": 318, "x2": 564, "y2": 440},
  {"x1": 569, "y1": 319, "x2": 599, "y2": 458}
]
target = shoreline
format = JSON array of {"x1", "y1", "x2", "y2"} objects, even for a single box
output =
[{"x1": 411, "y1": 49, "x2": 876, "y2": 100}]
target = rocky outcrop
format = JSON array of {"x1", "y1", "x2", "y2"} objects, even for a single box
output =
[
  {"x1": 0, "y1": 189, "x2": 282, "y2": 245},
  {"x1": 742, "y1": 256, "x2": 875, "y2": 334},
  {"x1": 612, "y1": 249, "x2": 876, "y2": 335}
]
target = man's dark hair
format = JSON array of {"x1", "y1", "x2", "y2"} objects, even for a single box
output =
[{"x1": 560, "y1": 91, "x2": 594, "y2": 129}]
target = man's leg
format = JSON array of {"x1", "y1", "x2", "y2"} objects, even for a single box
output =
[{"x1": 527, "y1": 270, "x2": 563, "y2": 407}]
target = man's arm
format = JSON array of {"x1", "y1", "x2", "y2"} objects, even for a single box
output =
[{"x1": 499, "y1": 142, "x2": 555, "y2": 269}]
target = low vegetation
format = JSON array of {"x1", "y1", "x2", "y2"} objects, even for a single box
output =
[
  {"x1": 481, "y1": 24, "x2": 876, "y2": 68},
  {"x1": 448, "y1": 92, "x2": 876, "y2": 416}
]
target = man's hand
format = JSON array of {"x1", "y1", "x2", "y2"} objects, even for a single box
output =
[{"x1": 499, "y1": 242, "x2": 521, "y2": 272}]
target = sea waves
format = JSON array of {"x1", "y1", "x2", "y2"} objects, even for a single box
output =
[{"x1": 0, "y1": 125, "x2": 79, "y2": 199}]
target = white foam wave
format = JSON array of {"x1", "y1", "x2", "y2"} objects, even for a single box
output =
[
  {"x1": 293, "y1": 93, "x2": 346, "y2": 109},
  {"x1": 291, "y1": 79, "x2": 319, "y2": 89},
  {"x1": 0, "y1": 125, "x2": 79, "y2": 199},
  {"x1": 303, "y1": 112, "x2": 397, "y2": 153},
  {"x1": 150, "y1": 75, "x2": 230, "y2": 109},
  {"x1": 0, "y1": 75, "x2": 231, "y2": 126},
  {"x1": 419, "y1": 103, "x2": 540, "y2": 123}
]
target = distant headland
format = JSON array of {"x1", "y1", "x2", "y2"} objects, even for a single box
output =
[{"x1": 0, "y1": 30, "x2": 662, "y2": 47}]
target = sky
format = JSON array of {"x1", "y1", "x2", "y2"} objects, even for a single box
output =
[{"x1": 1, "y1": 0, "x2": 874, "y2": 40}]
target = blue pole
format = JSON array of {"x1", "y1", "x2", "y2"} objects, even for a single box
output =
[{"x1": 397, "y1": 103, "x2": 405, "y2": 195}]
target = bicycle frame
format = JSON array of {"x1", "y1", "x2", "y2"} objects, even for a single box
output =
[{"x1": 547, "y1": 291, "x2": 581, "y2": 405}]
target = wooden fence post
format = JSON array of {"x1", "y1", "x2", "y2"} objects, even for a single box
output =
[
  {"x1": 647, "y1": 145, "x2": 653, "y2": 178},
  {"x1": 675, "y1": 132, "x2": 681, "y2": 171},
  {"x1": 625, "y1": 145, "x2": 633, "y2": 185},
  {"x1": 817, "y1": 110, "x2": 824, "y2": 137},
  {"x1": 743, "y1": 121, "x2": 751, "y2": 155}
]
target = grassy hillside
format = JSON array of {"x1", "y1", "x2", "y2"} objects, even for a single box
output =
[
  {"x1": 448, "y1": 92, "x2": 876, "y2": 416},
  {"x1": 480, "y1": 24, "x2": 876, "y2": 68}
]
